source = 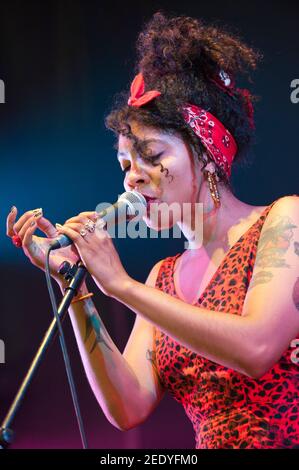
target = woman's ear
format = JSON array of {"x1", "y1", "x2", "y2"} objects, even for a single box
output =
[{"x1": 188, "y1": 142, "x2": 203, "y2": 166}]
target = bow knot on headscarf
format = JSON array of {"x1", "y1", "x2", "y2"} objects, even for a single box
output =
[{"x1": 127, "y1": 73, "x2": 161, "y2": 107}]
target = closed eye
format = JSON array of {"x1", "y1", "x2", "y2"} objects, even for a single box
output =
[
  {"x1": 143, "y1": 152, "x2": 163, "y2": 162},
  {"x1": 121, "y1": 152, "x2": 163, "y2": 172}
]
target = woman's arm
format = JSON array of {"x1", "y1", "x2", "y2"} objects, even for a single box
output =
[
  {"x1": 110, "y1": 196, "x2": 299, "y2": 379},
  {"x1": 58, "y1": 260, "x2": 165, "y2": 432}
]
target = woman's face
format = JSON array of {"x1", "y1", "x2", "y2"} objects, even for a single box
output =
[{"x1": 117, "y1": 120, "x2": 203, "y2": 230}]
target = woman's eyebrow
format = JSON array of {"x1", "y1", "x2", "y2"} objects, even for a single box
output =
[
  {"x1": 139, "y1": 138, "x2": 165, "y2": 144},
  {"x1": 116, "y1": 138, "x2": 165, "y2": 158}
]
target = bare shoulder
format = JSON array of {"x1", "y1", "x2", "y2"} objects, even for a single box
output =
[
  {"x1": 261, "y1": 195, "x2": 299, "y2": 231},
  {"x1": 247, "y1": 194, "x2": 299, "y2": 294},
  {"x1": 249, "y1": 195, "x2": 298, "y2": 219},
  {"x1": 273, "y1": 194, "x2": 299, "y2": 208}
]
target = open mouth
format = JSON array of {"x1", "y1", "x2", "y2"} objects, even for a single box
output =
[
  {"x1": 142, "y1": 194, "x2": 157, "y2": 202},
  {"x1": 141, "y1": 195, "x2": 158, "y2": 216}
]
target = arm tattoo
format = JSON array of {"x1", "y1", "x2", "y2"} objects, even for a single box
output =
[
  {"x1": 83, "y1": 299, "x2": 113, "y2": 354},
  {"x1": 293, "y1": 243, "x2": 299, "y2": 310},
  {"x1": 146, "y1": 349, "x2": 163, "y2": 385},
  {"x1": 249, "y1": 215, "x2": 297, "y2": 290}
]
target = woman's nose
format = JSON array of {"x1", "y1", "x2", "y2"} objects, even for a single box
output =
[{"x1": 126, "y1": 163, "x2": 150, "y2": 189}]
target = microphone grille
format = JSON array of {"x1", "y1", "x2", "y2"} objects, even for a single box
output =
[{"x1": 118, "y1": 190, "x2": 147, "y2": 208}]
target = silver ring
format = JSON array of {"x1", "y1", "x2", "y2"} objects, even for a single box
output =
[
  {"x1": 80, "y1": 228, "x2": 87, "y2": 238},
  {"x1": 84, "y1": 219, "x2": 96, "y2": 233},
  {"x1": 93, "y1": 212, "x2": 101, "y2": 220},
  {"x1": 96, "y1": 218, "x2": 106, "y2": 230}
]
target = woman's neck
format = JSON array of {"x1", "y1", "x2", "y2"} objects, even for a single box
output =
[{"x1": 177, "y1": 181, "x2": 262, "y2": 251}]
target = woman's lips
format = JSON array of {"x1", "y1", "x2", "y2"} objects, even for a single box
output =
[{"x1": 144, "y1": 197, "x2": 158, "y2": 216}]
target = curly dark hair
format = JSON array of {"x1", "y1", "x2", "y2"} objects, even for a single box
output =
[{"x1": 105, "y1": 11, "x2": 262, "y2": 186}]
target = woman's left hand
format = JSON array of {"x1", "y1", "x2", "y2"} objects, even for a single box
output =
[{"x1": 55, "y1": 211, "x2": 131, "y2": 297}]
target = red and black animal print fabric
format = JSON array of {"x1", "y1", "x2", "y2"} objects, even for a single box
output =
[{"x1": 154, "y1": 196, "x2": 299, "y2": 448}]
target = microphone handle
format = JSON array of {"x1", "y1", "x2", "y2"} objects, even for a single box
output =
[{"x1": 50, "y1": 234, "x2": 73, "y2": 250}]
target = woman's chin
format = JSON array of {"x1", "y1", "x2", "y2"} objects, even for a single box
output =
[{"x1": 142, "y1": 213, "x2": 175, "y2": 231}]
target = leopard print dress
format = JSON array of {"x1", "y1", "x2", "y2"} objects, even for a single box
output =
[{"x1": 153, "y1": 196, "x2": 299, "y2": 448}]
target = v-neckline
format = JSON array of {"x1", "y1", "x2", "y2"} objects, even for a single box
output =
[{"x1": 171, "y1": 201, "x2": 276, "y2": 306}]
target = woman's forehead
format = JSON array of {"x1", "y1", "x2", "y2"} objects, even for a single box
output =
[
  {"x1": 118, "y1": 121, "x2": 162, "y2": 142},
  {"x1": 117, "y1": 122, "x2": 181, "y2": 149}
]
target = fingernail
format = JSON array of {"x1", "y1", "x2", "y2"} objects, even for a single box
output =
[
  {"x1": 10, "y1": 206, "x2": 16, "y2": 213},
  {"x1": 55, "y1": 223, "x2": 63, "y2": 229},
  {"x1": 33, "y1": 208, "x2": 43, "y2": 218},
  {"x1": 30, "y1": 220, "x2": 36, "y2": 227}
]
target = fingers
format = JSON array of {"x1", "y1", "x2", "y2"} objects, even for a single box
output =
[
  {"x1": 56, "y1": 219, "x2": 107, "y2": 246},
  {"x1": 6, "y1": 206, "x2": 18, "y2": 237},
  {"x1": 18, "y1": 215, "x2": 37, "y2": 240},
  {"x1": 55, "y1": 223, "x2": 85, "y2": 246},
  {"x1": 22, "y1": 218, "x2": 38, "y2": 249},
  {"x1": 6, "y1": 206, "x2": 99, "y2": 244},
  {"x1": 35, "y1": 216, "x2": 58, "y2": 238},
  {"x1": 64, "y1": 211, "x2": 99, "y2": 225},
  {"x1": 6, "y1": 207, "x2": 43, "y2": 239}
]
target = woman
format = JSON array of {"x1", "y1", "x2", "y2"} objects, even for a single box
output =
[{"x1": 6, "y1": 12, "x2": 299, "y2": 448}]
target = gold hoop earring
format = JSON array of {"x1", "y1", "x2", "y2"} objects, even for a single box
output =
[{"x1": 206, "y1": 171, "x2": 221, "y2": 208}]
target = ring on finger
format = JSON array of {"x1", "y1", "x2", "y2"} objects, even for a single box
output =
[
  {"x1": 96, "y1": 218, "x2": 106, "y2": 230},
  {"x1": 12, "y1": 234, "x2": 22, "y2": 248},
  {"x1": 84, "y1": 219, "x2": 96, "y2": 233},
  {"x1": 80, "y1": 228, "x2": 87, "y2": 238}
]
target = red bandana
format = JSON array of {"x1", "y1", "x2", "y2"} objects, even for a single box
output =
[{"x1": 182, "y1": 104, "x2": 237, "y2": 178}]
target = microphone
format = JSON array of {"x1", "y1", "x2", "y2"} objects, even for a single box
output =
[{"x1": 49, "y1": 190, "x2": 147, "y2": 250}]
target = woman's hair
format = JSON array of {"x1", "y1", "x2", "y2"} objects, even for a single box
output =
[{"x1": 105, "y1": 11, "x2": 262, "y2": 186}]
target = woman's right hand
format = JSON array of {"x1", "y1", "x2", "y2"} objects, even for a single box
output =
[{"x1": 6, "y1": 206, "x2": 81, "y2": 287}]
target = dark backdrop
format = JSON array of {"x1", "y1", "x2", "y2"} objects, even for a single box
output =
[{"x1": 0, "y1": 0, "x2": 298, "y2": 449}]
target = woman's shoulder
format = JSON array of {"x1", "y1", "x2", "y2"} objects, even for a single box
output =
[
  {"x1": 248, "y1": 194, "x2": 299, "y2": 227},
  {"x1": 264, "y1": 194, "x2": 299, "y2": 220}
]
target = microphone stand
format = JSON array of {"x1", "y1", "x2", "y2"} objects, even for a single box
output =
[{"x1": 0, "y1": 260, "x2": 88, "y2": 449}]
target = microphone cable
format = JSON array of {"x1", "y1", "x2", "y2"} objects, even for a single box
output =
[{"x1": 45, "y1": 247, "x2": 88, "y2": 449}]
